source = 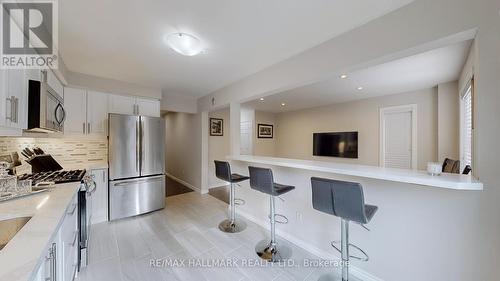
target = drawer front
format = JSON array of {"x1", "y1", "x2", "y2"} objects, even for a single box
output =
[{"x1": 109, "y1": 175, "x2": 165, "y2": 220}]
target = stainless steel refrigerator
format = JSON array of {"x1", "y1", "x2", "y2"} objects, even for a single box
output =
[{"x1": 108, "y1": 113, "x2": 166, "y2": 221}]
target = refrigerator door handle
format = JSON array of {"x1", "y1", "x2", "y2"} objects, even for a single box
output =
[
  {"x1": 136, "y1": 117, "x2": 140, "y2": 173},
  {"x1": 140, "y1": 117, "x2": 145, "y2": 174},
  {"x1": 113, "y1": 176, "x2": 163, "y2": 186}
]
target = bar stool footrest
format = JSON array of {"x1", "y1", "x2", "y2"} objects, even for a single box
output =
[
  {"x1": 329, "y1": 241, "x2": 369, "y2": 261},
  {"x1": 234, "y1": 198, "x2": 246, "y2": 206},
  {"x1": 268, "y1": 214, "x2": 289, "y2": 224}
]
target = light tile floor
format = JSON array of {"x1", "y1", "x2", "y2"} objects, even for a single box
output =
[{"x1": 77, "y1": 192, "x2": 354, "y2": 281}]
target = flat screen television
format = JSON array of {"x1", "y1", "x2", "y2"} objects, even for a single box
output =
[{"x1": 313, "y1": 132, "x2": 358, "y2": 158}]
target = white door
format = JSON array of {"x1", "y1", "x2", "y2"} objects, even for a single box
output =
[
  {"x1": 87, "y1": 91, "x2": 109, "y2": 136},
  {"x1": 109, "y1": 94, "x2": 136, "y2": 115},
  {"x1": 64, "y1": 88, "x2": 87, "y2": 135},
  {"x1": 380, "y1": 105, "x2": 417, "y2": 169},
  {"x1": 136, "y1": 97, "x2": 160, "y2": 117}
]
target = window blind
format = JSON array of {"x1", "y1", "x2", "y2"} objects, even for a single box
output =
[{"x1": 462, "y1": 84, "x2": 473, "y2": 168}]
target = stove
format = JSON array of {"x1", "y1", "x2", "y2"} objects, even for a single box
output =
[{"x1": 18, "y1": 169, "x2": 87, "y2": 185}]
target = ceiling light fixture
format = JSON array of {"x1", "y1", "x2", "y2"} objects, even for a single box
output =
[
  {"x1": 260, "y1": 98, "x2": 265, "y2": 101},
  {"x1": 164, "y1": 32, "x2": 203, "y2": 56},
  {"x1": 281, "y1": 103, "x2": 286, "y2": 106},
  {"x1": 357, "y1": 86, "x2": 363, "y2": 90},
  {"x1": 339, "y1": 74, "x2": 348, "y2": 79}
]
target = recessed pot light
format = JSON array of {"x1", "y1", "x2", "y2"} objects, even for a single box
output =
[
  {"x1": 281, "y1": 103, "x2": 286, "y2": 106},
  {"x1": 357, "y1": 86, "x2": 363, "y2": 90},
  {"x1": 164, "y1": 32, "x2": 204, "y2": 56},
  {"x1": 260, "y1": 98, "x2": 265, "y2": 101},
  {"x1": 339, "y1": 74, "x2": 348, "y2": 79}
]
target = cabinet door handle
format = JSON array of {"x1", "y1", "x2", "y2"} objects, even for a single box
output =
[
  {"x1": 87, "y1": 122, "x2": 91, "y2": 134},
  {"x1": 13, "y1": 97, "x2": 18, "y2": 123},
  {"x1": 5, "y1": 97, "x2": 12, "y2": 121},
  {"x1": 46, "y1": 243, "x2": 57, "y2": 281}
]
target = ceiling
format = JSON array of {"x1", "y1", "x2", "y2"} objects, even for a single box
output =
[
  {"x1": 244, "y1": 40, "x2": 472, "y2": 113},
  {"x1": 59, "y1": 0, "x2": 414, "y2": 98}
]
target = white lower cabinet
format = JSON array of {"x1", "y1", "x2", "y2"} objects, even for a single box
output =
[
  {"x1": 90, "y1": 168, "x2": 108, "y2": 224},
  {"x1": 32, "y1": 193, "x2": 78, "y2": 281}
]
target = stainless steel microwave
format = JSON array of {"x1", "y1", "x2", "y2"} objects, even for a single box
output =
[{"x1": 26, "y1": 71, "x2": 65, "y2": 133}]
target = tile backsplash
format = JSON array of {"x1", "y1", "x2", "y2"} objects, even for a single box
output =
[{"x1": 0, "y1": 137, "x2": 107, "y2": 173}]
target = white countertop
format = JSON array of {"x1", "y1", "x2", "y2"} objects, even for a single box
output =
[
  {"x1": 228, "y1": 155, "x2": 483, "y2": 191},
  {"x1": 0, "y1": 183, "x2": 80, "y2": 281}
]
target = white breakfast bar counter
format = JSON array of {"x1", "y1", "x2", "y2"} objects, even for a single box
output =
[
  {"x1": 227, "y1": 155, "x2": 483, "y2": 191},
  {"x1": 226, "y1": 155, "x2": 483, "y2": 281}
]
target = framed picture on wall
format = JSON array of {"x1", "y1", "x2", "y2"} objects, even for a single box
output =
[
  {"x1": 210, "y1": 118, "x2": 224, "y2": 136},
  {"x1": 257, "y1": 124, "x2": 273, "y2": 138}
]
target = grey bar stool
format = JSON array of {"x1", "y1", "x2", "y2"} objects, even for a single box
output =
[
  {"x1": 248, "y1": 166, "x2": 295, "y2": 262},
  {"x1": 214, "y1": 160, "x2": 249, "y2": 233},
  {"x1": 311, "y1": 177, "x2": 378, "y2": 281}
]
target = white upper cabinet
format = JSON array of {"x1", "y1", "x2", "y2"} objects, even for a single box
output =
[
  {"x1": 109, "y1": 94, "x2": 160, "y2": 117},
  {"x1": 64, "y1": 88, "x2": 109, "y2": 137},
  {"x1": 108, "y1": 94, "x2": 136, "y2": 115},
  {"x1": 87, "y1": 91, "x2": 109, "y2": 136},
  {"x1": 0, "y1": 69, "x2": 28, "y2": 132},
  {"x1": 0, "y1": 69, "x2": 7, "y2": 128},
  {"x1": 136, "y1": 97, "x2": 160, "y2": 117},
  {"x1": 64, "y1": 88, "x2": 87, "y2": 135}
]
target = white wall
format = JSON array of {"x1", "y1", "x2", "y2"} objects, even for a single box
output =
[
  {"x1": 254, "y1": 111, "x2": 277, "y2": 157},
  {"x1": 165, "y1": 112, "x2": 202, "y2": 189},
  {"x1": 208, "y1": 108, "x2": 230, "y2": 188},
  {"x1": 437, "y1": 81, "x2": 460, "y2": 162},
  {"x1": 161, "y1": 92, "x2": 198, "y2": 114},
  {"x1": 273, "y1": 88, "x2": 439, "y2": 170}
]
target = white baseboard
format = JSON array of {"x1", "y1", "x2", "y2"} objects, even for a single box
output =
[
  {"x1": 208, "y1": 182, "x2": 230, "y2": 190},
  {"x1": 236, "y1": 208, "x2": 384, "y2": 281},
  {"x1": 165, "y1": 173, "x2": 206, "y2": 194}
]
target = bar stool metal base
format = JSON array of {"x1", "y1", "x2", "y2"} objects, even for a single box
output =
[
  {"x1": 255, "y1": 239, "x2": 292, "y2": 262},
  {"x1": 317, "y1": 273, "x2": 342, "y2": 281},
  {"x1": 218, "y1": 219, "x2": 247, "y2": 233}
]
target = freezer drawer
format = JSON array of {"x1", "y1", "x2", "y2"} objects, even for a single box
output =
[{"x1": 109, "y1": 175, "x2": 165, "y2": 221}]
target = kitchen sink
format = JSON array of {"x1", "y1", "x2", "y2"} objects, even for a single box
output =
[{"x1": 0, "y1": 216, "x2": 32, "y2": 250}]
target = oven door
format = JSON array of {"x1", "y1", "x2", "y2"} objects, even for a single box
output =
[{"x1": 78, "y1": 178, "x2": 95, "y2": 270}]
